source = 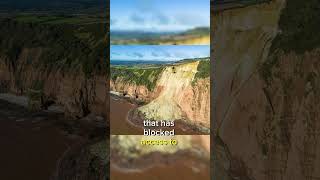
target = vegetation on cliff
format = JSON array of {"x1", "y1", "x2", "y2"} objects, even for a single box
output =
[
  {"x1": 181, "y1": 27, "x2": 210, "y2": 36},
  {"x1": 190, "y1": 58, "x2": 210, "y2": 85},
  {"x1": 0, "y1": 0, "x2": 106, "y2": 13},
  {"x1": 271, "y1": 0, "x2": 320, "y2": 53},
  {"x1": 194, "y1": 59, "x2": 210, "y2": 79},
  {"x1": 111, "y1": 58, "x2": 210, "y2": 91},
  {"x1": 261, "y1": 0, "x2": 320, "y2": 84},
  {"x1": 111, "y1": 65, "x2": 164, "y2": 91},
  {"x1": 0, "y1": 14, "x2": 107, "y2": 77}
]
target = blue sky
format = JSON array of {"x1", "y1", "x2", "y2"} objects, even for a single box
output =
[
  {"x1": 111, "y1": 45, "x2": 210, "y2": 61},
  {"x1": 110, "y1": 0, "x2": 210, "y2": 32}
]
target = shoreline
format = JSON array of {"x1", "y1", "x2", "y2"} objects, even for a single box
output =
[
  {"x1": 0, "y1": 93, "x2": 108, "y2": 179},
  {"x1": 0, "y1": 98, "x2": 79, "y2": 180},
  {"x1": 127, "y1": 107, "x2": 210, "y2": 135},
  {"x1": 110, "y1": 92, "x2": 210, "y2": 135},
  {"x1": 0, "y1": 93, "x2": 29, "y2": 107},
  {"x1": 0, "y1": 93, "x2": 65, "y2": 113}
]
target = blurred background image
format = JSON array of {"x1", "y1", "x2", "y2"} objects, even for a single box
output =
[
  {"x1": 212, "y1": 0, "x2": 320, "y2": 180},
  {"x1": 0, "y1": 0, "x2": 109, "y2": 179},
  {"x1": 110, "y1": 135, "x2": 210, "y2": 180}
]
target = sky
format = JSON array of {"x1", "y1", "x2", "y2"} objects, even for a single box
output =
[
  {"x1": 110, "y1": 0, "x2": 210, "y2": 32},
  {"x1": 110, "y1": 45, "x2": 210, "y2": 61}
]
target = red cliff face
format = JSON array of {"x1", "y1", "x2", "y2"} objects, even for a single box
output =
[
  {"x1": 213, "y1": 0, "x2": 320, "y2": 180},
  {"x1": 0, "y1": 48, "x2": 107, "y2": 118},
  {"x1": 110, "y1": 61, "x2": 210, "y2": 131},
  {"x1": 110, "y1": 78, "x2": 161, "y2": 102},
  {"x1": 180, "y1": 78, "x2": 210, "y2": 128}
]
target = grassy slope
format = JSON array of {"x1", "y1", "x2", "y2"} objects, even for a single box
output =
[
  {"x1": 0, "y1": 0, "x2": 106, "y2": 13},
  {"x1": 0, "y1": 14, "x2": 107, "y2": 76},
  {"x1": 110, "y1": 27, "x2": 210, "y2": 45},
  {"x1": 270, "y1": 0, "x2": 320, "y2": 53},
  {"x1": 194, "y1": 59, "x2": 210, "y2": 80},
  {"x1": 111, "y1": 65, "x2": 164, "y2": 91}
]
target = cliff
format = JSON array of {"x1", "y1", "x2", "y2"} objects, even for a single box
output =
[
  {"x1": 0, "y1": 17, "x2": 108, "y2": 119},
  {"x1": 110, "y1": 66, "x2": 164, "y2": 102},
  {"x1": 139, "y1": 61, "x2": 210, "y2": 129},
  {"x1": 110, "y1": 59, "x2": 210, "y2": 131},
  {"x1": 213, "y1": 0, "x2": 320, "y2": 180}
]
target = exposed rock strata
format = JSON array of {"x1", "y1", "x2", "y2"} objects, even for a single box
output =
[
  {"x1": 213, "y1": 0, "x2": 320, "y2": 179},
  {"x1": 0, "y1": 48, "x2": 107, "y2": 118},
  {"x1": 110, "y1": 61, "x2": 210, "y2": 131}
]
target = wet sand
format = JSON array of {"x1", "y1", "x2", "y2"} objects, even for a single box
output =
[
  {"x1": 0, "y1": 100, "x2": 79, "y2": 180},
  {"x1": 110, "y1": 95, "x2": 208, "y2": 135},
  {"x1": 110, "y1": 96, "x2": 142, "y2": 134}
]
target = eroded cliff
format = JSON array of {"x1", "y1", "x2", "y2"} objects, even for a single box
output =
[
  {"x1": 213, "y1": 0, "x2": 320, "y2": 180},
  {"x1": 0, "y1": 18, "x2": 108, "y2": 119},
  {"x1": 139, "y1": 61, "x2": 210, "y2": 129},
  {"x1": 110, "y1": 59, "x2": 210, "y2": 131}
]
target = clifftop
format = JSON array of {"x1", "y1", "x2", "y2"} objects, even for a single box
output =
[{"x1": 0, "y1": 16, "x2": 107, "y2": 76}]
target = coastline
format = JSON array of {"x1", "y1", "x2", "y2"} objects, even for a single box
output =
[
  {"x1": 110, "y1": 92, "x2": 210, "y2": 135},
  {"x1": 127, "y1": 108, "x2": 210, "y2": 135},
  {"x1": 0, "y1": 93, "x2": 108, "y2": 179},
  {"x1": 0, "y1": 98, "x2": 78, "y2": 180}
]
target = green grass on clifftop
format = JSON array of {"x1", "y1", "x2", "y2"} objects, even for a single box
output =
[
  {"x1": 262, "y1": 0, "x2": 320, "y2": 84},
  {"x1": 0, "y1": 14, "x2": 107, "y2": 76},
  {"x1": 193, "y1": 59, "x2": 210, "y2": 85},
  {"x1": 271, "y1": 0, "x2": 320, "y2": 53},
  {"x1": 111, "y1": 66, "x2": 164, "y2": 91},
  {"x1": 195, "y1": 59, "x2": 210, "y2": 79}
]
